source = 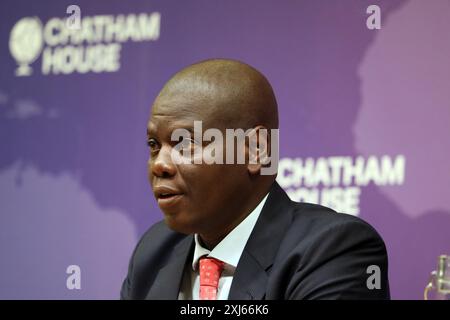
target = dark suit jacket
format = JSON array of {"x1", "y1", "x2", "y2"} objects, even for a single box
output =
[{"x1": 121, "y1": 182, "x2": 390, "y2": 299}]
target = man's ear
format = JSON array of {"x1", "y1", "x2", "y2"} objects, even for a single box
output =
[{"x1": 246, "y1": 125, "x2": 270, "y2": 175}]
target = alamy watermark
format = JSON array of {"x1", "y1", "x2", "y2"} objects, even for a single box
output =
[
  {"x1": 66, "y1": 264, "x2": 81, "y2": 290},
  {"x1": 148, "y1": 121, "x2": 279, "y2": 175},
  {"x1": 366, "y1": 265, "x2": 381, "y2": 290},
  {"x1": 366, "y1": 5, "x2": 381, "y2": 30}
]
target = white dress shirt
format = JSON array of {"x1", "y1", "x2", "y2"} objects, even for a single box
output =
[{"x1": 178, "y1": 193, "x2": 269, "y2": 300}]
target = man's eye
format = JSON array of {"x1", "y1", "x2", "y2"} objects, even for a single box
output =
[{"x1": 146, "y1": 138, "x2": 159, "y2": 150}]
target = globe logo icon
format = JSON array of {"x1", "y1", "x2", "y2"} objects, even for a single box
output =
[{"x1": 9, "y1": 17, "x2": 44, "y2": 77}]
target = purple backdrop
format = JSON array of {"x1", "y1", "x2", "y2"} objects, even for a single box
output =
[{"x1": 1, "y1": 0, "x2": 449, "y2": 299}]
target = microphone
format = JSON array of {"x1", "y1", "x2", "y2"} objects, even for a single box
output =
[{"x1": 424, "y1": 255, "x2": 450, "y2": 300}]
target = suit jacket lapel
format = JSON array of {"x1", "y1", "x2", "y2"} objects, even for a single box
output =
[
  {"x1": 145, "y1": 235, "x2": 194, "y2": 300},
  {"x1": 227, "y1": 249, "x2": 268, "y2": 299},
  {"x1": 228, "y1": 182, "x2": 293, "y2": 300}
]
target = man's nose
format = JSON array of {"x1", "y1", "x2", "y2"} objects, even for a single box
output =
[{"x1": 150, "y1": 145, "x2": 177, "y2": 178}]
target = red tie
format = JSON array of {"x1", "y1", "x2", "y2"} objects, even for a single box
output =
[{"x1": 199, "y1": 257, "x2": 224, "y2": 300}]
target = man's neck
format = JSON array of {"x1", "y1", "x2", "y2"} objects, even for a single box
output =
[{"x1": 198, "y1": 181, "x2": 273, "y2": 249}]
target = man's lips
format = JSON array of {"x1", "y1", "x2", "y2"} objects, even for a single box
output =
[{"x1": 153, "y1": 185, "x2": 185, "y2": 208}]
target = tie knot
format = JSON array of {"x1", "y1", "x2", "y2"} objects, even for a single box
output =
[{"x1": 198, "y1": 257, "x2": 224, "y2": 300}]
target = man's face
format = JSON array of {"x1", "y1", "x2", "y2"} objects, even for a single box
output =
[{"x1": 146, "y1": 92, "x2": 248, "y2": 235}]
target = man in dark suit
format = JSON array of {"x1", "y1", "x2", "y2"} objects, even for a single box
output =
[{"x1": 121, "y1": 59, "x2": 390, "y2": 300}]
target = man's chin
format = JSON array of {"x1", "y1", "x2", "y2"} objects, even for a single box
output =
[{"x1": 163, "y1": 214, "x2": 196, "y2": 235}]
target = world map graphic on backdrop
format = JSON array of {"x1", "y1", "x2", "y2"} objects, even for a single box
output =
[{"x1": 0, "y1": 162, "x2": 136, "y2": 299}]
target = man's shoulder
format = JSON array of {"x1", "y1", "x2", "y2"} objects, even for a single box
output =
[
  {"x1": 267, "y1": 200, "x2": 390, "y2": 299},
  {"x1": 121, "y1": 220, "x2": 191, "y2": 300},
  {"x1": 282, "y1": 200, "x2": 385, "y2": 251},
  {"x1": 266, "y1": 182, "x2": 382, "y2": 242},
  {"x1": 290, "y1": 201, "x2": 373, "y2": 229}
]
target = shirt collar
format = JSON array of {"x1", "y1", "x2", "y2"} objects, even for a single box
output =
[{"x1": 191, "y1": 193, "x2": 269, "y2": 272}]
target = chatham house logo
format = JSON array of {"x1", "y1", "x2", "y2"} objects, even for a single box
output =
[
  {"x1": 9, "y1": 12, "x2": 161, "y2": 77},
  {"x1": 9, "y1": 17, "x2": 44, "y2": 76}
]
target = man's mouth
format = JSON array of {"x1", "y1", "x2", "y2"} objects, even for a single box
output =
[
  {"x1": 158, "y1": 193, "x2": 181, "y2": 199},
  {"x1": 159, "y1": 193, "x2": 176, "y2": 199},
  {"x1": 154, "y1": 186, "x2": 184, "y2": 208},
  {"x1": 157, "y1": 193, "x2": 184, "y2": 209}
]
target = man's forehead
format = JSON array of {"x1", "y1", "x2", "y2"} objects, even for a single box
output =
[
  {"x1": 148, "y1": 97, "x2": 223, "y2": 133},
  {"x1": 151, "y1": 90, "x2": 216, "y2": 117},
  {"x1": 146, "y1": 116, "x2": 220, "y2": 137}
]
